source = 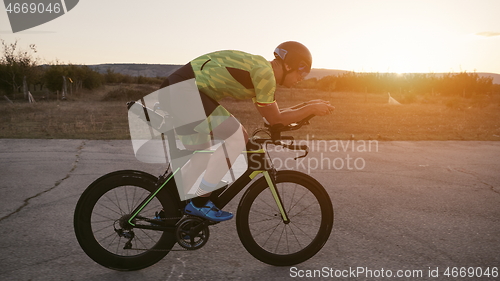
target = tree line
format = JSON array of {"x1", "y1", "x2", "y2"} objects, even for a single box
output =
[
  {"x1": 2, "y1": 39, "x2": 498, "y2": 101},
  {"x1": 298, "y1": 71, "x2": 497, "y2": 97},
  {"x1": 0, "y1": 39, "x2": 164, "y2": 100}
]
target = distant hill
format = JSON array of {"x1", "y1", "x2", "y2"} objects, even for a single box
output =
[
  {"x1": 89, "y1": 64, "x2": 500, "y2": 84},
  {"x1": 307, "y1": 69, "x2": 349, "y2": 79},
  {"x1": 308, "y1": 69, "x2": 500, "y2": 84}
]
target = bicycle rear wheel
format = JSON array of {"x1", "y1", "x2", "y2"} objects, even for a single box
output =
[
  {"x1": 236, "y1": 170, "x2": 333, "y2": 266},
  {"x1": 74, "y1": 170, "x2": 181, "y2": 271}
]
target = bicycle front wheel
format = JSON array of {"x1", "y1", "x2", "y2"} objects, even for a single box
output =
[
  {"x1": 236, "y1": 170, "x2": 333, "y2": 266},
  {"x1": 74, "y1": 170, "x2": 181, "y2": 271}
]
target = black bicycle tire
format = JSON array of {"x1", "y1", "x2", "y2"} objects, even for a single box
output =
[
  {"x1": 236, "y1": 170, "x2": 333, "y2": 266},
  {"x1": 74, "y1": 170, "x2": 181, "y2": 271}
]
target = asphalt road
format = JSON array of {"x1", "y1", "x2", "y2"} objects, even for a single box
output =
[{"x1": 0, "y1": 139, "x2": 499, "y2": 280}]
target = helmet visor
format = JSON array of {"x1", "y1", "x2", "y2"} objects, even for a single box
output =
[{"x1": 274, "y1": 48, "x2": 288, "y2": 61}]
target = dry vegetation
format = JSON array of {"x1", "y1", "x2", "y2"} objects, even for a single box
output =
[{"x1": 1, "y1": 85, "x2": 500, "y2": 140}]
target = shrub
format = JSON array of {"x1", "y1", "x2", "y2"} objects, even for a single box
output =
[{"x1": 101, "y1": 85, "x2": 157, "y2": 101}]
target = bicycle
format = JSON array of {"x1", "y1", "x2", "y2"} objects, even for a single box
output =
[{"x1": 73, "y1": 101, "x2": 334, "y2": 271}]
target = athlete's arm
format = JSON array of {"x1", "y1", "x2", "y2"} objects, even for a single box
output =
[
  {"x1": 256, "y1": 101, "x2": 334, "y2": 126},
  {"x1": 281, "y1": 99, "x2": 332, "y2": 112}
]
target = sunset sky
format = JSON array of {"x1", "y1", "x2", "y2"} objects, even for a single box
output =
[{"x1": 1, "y1": 0, "x2": 499, "y2": 74}]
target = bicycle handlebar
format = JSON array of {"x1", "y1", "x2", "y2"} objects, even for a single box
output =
[
  {"x1": 252, "y1": 114, "x2": 316, "y2": 159},
  {"x1": 266, "y1": 114, "x2": 316, "y2": 141}
]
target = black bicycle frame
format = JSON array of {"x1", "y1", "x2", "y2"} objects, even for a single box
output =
[{"x1": 126, "y1": 133, "x2": 290, "y2": 231}]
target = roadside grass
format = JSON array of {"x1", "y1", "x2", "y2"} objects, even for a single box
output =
[{"x1": 1, "y1": 85, "x2": 500, "y2": 140}]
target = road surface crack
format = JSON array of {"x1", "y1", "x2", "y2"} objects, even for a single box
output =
[
  {"x1": 0, "y1": 140, "x2": 86, "y2": 222},
  {"x1": 452, "y1": 167, "x2": 500, "y2": 195}
]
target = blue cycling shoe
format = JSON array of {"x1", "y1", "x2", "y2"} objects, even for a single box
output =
[{"x1": 184, "y1": 200, "x2": 233, "y2": 222}]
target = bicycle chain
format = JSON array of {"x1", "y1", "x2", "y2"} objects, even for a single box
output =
[
  {"x1": 127, "y1": 247, "x2": 189, "y2": 252},
  {"x1": 152, "y1": 216, "x2": 184, "y2": 221},
  {"x1": 126, "y1": 215, "x2": 210, "y2": 252}
]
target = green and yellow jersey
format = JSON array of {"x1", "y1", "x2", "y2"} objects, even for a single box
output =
[{"x1": 190, "y1": 50, "x2": 276, "y2": 107}]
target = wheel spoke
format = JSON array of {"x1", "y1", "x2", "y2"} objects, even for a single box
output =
[
  {"x1": 274, "y1": 223, "x2": 286, "y2": 253},
  {"x1": 261, "y1": 221, "x2": 282, "y2": 248},
  {"x1": 288, "y1": 188, "x2": 309, "y2": 215},
  {"x1": 124, "y1": 185, "x2": 130, "y2": 213},
  {"x1": 256, "y1": 188, "x2": 279, "y2": 211},
  {"x1": 102, "y1": 193, "x2": 124, "y2": 214},
  {"x1": 286, "y1": 223, "x2": 304, "y2": 249},
  {"x1": 91, "y1": 222, "x2": 114, "y2": 234},
  {"x1": 113, "y1": 189, "x2": 124, "y2": 214},
  {"x1": 91, "y1": 210, "x2": 119, "y2": 222},
  {"x1": 287, "y1": 183, "x2": 298, "y2": 215}
]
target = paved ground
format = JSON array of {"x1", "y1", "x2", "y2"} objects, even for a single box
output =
[{"x1": 0, "y1": 139, "x2": 499, "y2": 280}]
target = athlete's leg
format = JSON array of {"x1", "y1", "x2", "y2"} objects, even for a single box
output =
[
  {"x1": 184, "y1": 117, "x2": 248, "y2": 222},
  {"x1": 203, "y1": 121, "x2": 247, "y2": 185},
  {"x1": 192, "y1": 116, "x2": 248, "y2": 197},
  {"x1": 180, "y1": 146, "x2": 211, "y2": 195}
]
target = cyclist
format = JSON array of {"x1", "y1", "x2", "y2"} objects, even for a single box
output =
[{"x1": 159, "y1": 41, "x2": 334, "y2": 222}]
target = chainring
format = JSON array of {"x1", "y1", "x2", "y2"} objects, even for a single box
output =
[{"x1": 175, "y1": 217, "x2": 210, "y2": 250}]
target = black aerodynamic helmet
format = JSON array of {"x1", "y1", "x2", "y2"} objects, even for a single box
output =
[
  {"x1": 274, "y1": 41, "x2": 312, "y2": 71},
  {"x1": 273, "y1": 41, "x2": 312, "y2": 84}
]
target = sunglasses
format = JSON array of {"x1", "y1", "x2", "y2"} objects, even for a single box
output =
[{"x1": 297, "y1": 62, "x2": 310, "y2": 78}]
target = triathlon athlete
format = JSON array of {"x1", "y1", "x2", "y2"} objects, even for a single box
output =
[{"x1": 159, "y1": 41, "x2": 334, "y2": 222}]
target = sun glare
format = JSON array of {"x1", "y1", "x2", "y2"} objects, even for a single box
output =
[
  {"x1": 316, "y1": 5, "x2": 470, "y2": 74},
  {"x1": 367, "y1": 24, "x2": 443, "y2": 74}
]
